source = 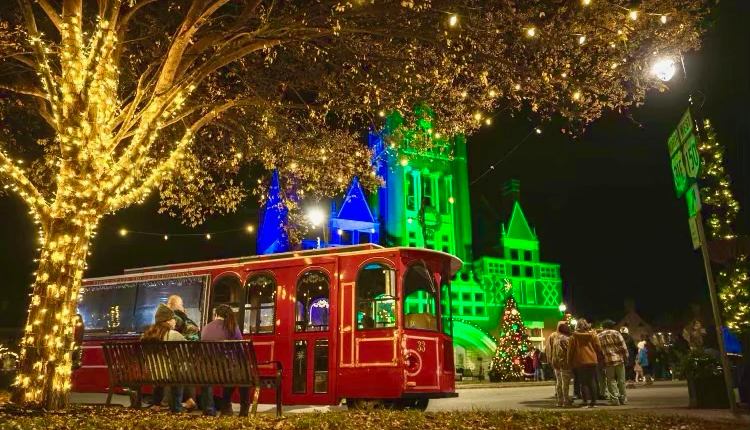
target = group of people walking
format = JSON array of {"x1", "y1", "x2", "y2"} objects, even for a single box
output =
[
  {"x1": 141, "y1": 295, "x2": 249, "y2": 416},
  {"x1": 545, "y1": 319, "x2": 653, "y2": 408}
]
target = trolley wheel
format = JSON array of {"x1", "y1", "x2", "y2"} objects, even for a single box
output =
[
  {"x1": 395, "y1": 398, "x2": 430, "y2": 411},
  {"x1": 345, "y1": 398, "x2": 382, "y2": 410}
]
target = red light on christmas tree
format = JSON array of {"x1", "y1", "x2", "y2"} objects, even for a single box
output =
[{"x1": 489, "y1": 285, "x2": 530, "y2": 382}]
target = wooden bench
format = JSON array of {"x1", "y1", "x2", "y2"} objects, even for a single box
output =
[{"x1": 101, "y1": 340, "x2": 282, "y2": 416}]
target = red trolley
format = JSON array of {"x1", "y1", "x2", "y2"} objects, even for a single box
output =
[{"x1": 72, "y1": 244, "x2": 460, "y2": 408}]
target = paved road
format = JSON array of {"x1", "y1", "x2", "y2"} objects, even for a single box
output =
[
  {"x1": 71, "y1": 381, "x2": 748, "y2": 425},
  {"x1": 430, "y1": 381, "x2": 686, "y2": 411}
]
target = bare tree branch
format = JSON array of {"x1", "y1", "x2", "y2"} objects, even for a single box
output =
[{"x1": 35, "y1": 0, "x2": 63, "y2": 32}]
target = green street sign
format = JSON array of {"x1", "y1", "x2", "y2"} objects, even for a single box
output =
[
  {"x1": 678, "y1": 109, "x2": 694, "y2": 142},
  {"x1": 667, "y1": 129, "x2": 681, "y2": 157},
  {"x1": 685, "y1": 183, "x2": 702, "y2": 217},
  {"x1": 671, "y1": 151, "x2": 688, "y2": 197},
  {"x1": 688, "y1": 216, "x2": 701, "y2": 250},
  {"x1": 682, "y1": 134, "x2": 701, "y2": 179}
]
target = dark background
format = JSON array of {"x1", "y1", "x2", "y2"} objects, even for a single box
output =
[{"x1": 1, "y1": 0, "x2": 748, "y2": 330}]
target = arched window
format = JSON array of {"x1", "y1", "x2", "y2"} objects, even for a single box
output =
[
  {"x1": 244, "y1": 273, "x2": 276, "y2": 334},
  {"x1": 356, "y1": 263, "x2": 396, "y2": 330},
  {"x1": 211, "y1": 275, "x2": 244, "y2": 324},
  {"x1": 403, "y1": 263, "x2": 437, "y2": 331},
  {"x1": 296, "y1": 270, "x2": 330, "y2": 332}
]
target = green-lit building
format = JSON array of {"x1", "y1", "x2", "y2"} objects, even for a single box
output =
[
  {"x1": 288, "y1": 113, "x2": 564, "y2": 374},
  {"x1": 362, "y1": 125, "x2": 564, "y2": 374}
]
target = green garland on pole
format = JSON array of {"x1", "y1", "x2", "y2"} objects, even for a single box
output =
[{"x1": 697, "y1": 119, "x2": 750, "y2": 334}]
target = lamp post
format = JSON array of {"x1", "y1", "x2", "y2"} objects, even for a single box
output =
[
  {"x1": 655, "y1": 57, "x2": 736, "y2": 411},
  {"x1": 307, "y1": 208, "x2": 328, "y2": 248}
]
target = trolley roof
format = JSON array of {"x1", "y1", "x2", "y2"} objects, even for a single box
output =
[{"x1": 83, "y1": 244, "x2": 462, "y2": 284}]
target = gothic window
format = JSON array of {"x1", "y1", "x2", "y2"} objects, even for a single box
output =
[
  {"x1": 439, "y1": 176, "x2": 449, "y2": 214},
  {"x1": 511, "y1": 265, "x2": 521, "y2": 277},
  {"x1": 510, "y1": 249, "x2": 519, "y2": 260},
  {"x1": 525, "y1": 266, "x2": 534, "y2": 278},
  {"x1": 406, "y1": 171, "x2": 419, "y2": 211},
  {"x1": 523, "y1": 250, "x2": 532, "y2": 262},
  {"x1": 423, "y1": 175, "x2": 434, "y2": 207}
]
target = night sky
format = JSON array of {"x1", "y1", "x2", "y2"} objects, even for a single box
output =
[{"x1": 0, "y1": 0, "x2": 748, "y2": 330}]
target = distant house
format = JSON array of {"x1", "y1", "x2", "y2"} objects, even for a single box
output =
[{"x1": 615, "y1": 299, "x2": 653, "y2": 343}]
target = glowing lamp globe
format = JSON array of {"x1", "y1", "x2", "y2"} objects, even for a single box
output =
[
  {"x1": 307, "y1": 208, "x2": 325, "y2": 227},
  {"x1": 558, "y1": 303, "x2": 567, "y2": 313},
  {"x1": 652, "y1": 59, "x2": 676, "y2": 82}
]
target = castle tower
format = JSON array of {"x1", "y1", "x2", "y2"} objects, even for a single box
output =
[
  {"x1": 368, "y1": 109, "x2": 473, "y2": 267},
  {"x1": 256, "y1": 170, "x2": 290, "y2": 254}
]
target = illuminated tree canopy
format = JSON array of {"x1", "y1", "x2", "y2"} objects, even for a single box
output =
[{"x1": 0, "y1": 0, "x2": 707, "y2": 408}]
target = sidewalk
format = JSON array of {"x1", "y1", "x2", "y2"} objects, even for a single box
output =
[{"x1": 456, "y1": 380, "x2": 555, "y2": 389}]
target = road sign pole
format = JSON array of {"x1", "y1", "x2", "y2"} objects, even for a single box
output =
[{"x1": 695, "y1": 211, "x2": 737, "y2": 412}]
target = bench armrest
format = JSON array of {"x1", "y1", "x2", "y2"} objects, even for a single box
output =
[{"x1": 258, "y1": 360, "x2": 283, "y2": 372}]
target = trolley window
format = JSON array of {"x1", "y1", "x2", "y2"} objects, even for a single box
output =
[
  {"x1": 244, "y1": 273, "x2": 276, "y2": 334},
  {"x1": 211, "y1": 275, "x2": 244, "y2": 324},
  {"x1": 296, "y1": 270, "x2": 330, "y2": 332},
  {"x1": 356, "y1": 263, "x2": 396, "y2": 330},
  {"x1": 403, "y1": 263, "x2": 438, "y2": 331},
  {"x1": 78, "y1": 283, "x2": 138, "y2": 335},
  {"x1": 134, "y1": 276, "x2": 204, "y2": 332},
  {"x1": 440, "y1": 276, "x2": 452, "y2": 335}
]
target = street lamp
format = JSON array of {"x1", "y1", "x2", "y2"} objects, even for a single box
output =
[
  {"x1": 307, "y1": 208, "x2": 325, "y2": 227},
  {"x1": 307, "y1": 208, "x2": 328, "y2": 248},
  {"x1": 652, "y1": 58, "x2": 676, "y2": 82},
  {"x1": 558, "y1": 303, "x2": 567, "y2": 313}
]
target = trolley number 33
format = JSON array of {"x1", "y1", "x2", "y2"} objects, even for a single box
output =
[{"x1": 416, "y1": 341, "x2": 426, "y2": 352}]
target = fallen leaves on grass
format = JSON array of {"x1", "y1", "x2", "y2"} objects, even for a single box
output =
[{"x1": 0, "y1": 406, "x2": 743, "y2": 430}]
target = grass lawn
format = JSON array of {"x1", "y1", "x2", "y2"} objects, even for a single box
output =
[{"x1": 0, "y1": 404, "x2": 745, "y2": 430}]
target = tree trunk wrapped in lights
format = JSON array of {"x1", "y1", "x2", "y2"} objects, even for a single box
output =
[
  {"x1": 0, "y1": 0, "x2": 708, "y2": 409},
  {"x1": 697, "y1": 119, "x2": 749, "y2": 335}
]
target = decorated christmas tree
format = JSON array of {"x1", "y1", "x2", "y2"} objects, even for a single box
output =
[{"x1": 489, "y1": 285, "x2": 531, "y2": 382}]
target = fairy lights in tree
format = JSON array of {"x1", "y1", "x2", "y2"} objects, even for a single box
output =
[
  {"x1": 0, "y1": 0, "x2": 708, "y2": 409},
  {"x1": 489, "y1": 283, "x2": 530, "y2": 382},
  {"x1": 697, "y1": 119, "x2": 749, "y2": 334}
]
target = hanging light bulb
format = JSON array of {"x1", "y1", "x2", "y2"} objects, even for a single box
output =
[
  {"x1": 449, "y1": 14, "x2": 458, "y2": 27},
  {"x1": 206, "y1": 233, "x2": 211, "y2": 240},
  {"x1": 485, "y1": 118, "x2": 492, "y2": 125},
  {"x1": 660, "y1": 15, "x2": 667, "y2": 24},
  {"x1": 119, "y1": 228, "x2": 127, "y2": 237},
  {"x1": 526, "y1": 27, "x2": 536, "y2": 37},
  {"x1": 629, "y1": 11, "x2": 638, "y2": 20},
  {"x1": 578, "y1": 35, "x2": 586, "y2": 45},
  {"x1": 246, "y1": 225, "x2": 254, "y2": 233},
  {"x1": 163, "y1": 235, "x2": 168, "y2": 241}
]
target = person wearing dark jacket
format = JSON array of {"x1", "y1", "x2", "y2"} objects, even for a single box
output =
[
  {"x1": 568, "y1": 319, "x2": 602, "y2": 408},
  {"x1": 620, "y1": 327, "x2": 638, "y2": 385}
]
